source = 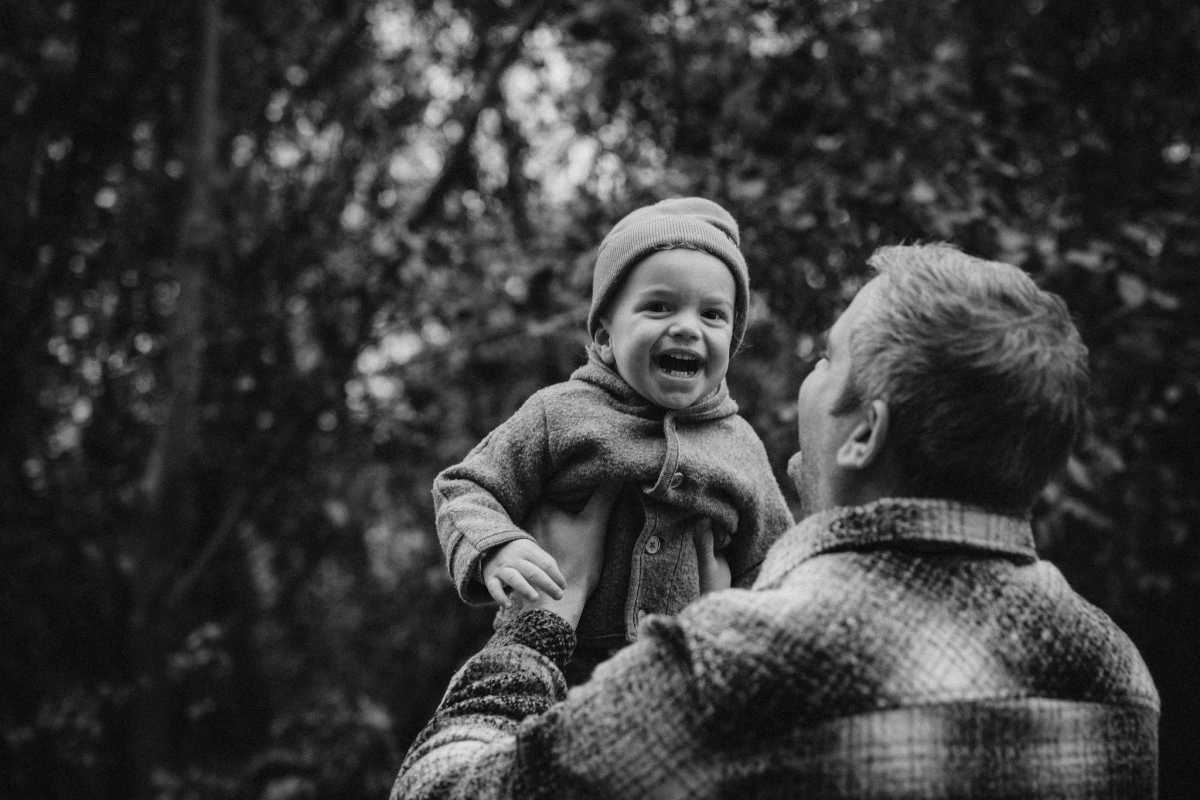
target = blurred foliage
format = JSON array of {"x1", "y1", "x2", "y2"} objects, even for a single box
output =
[{"x1": 1, "y1": 0, "x2": 1198, "y2": 798}]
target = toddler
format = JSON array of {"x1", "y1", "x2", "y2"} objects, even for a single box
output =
[{"x1": 434, "y1": 197, "x2": 793, "y2": 680}]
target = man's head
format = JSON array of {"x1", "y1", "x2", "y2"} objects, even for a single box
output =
[{"x1": 793, "y1": 243, "x2": 1089, "y2": 517}]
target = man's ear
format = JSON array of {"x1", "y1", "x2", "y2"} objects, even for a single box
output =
[
  {"x1": 836, "y1": 399, "x2": 890, "y2": 470},
  {"x1": 593, "y1": 323, "x2": 615, "y2": 365}
]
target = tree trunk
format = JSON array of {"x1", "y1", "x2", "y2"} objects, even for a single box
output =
[{"x1": 127, "y1": 1, "x2": 223, "y2": 797}]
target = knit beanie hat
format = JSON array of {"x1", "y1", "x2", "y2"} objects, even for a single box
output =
[{"x1": 588, "y1": 197, "x2": 751, "y2": 352}]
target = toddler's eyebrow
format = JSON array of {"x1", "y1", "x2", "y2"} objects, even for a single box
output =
[{"x1": 636, "y1": 285, "x2": 682, "y2": 296}]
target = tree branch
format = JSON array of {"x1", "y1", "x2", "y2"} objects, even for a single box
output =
[
  {"x1": 296, "y1": 0, "x2": 372, "y2": 102},
  {"x1": 158, "y1": 0, "x2": 560, "y2": 614},
  {"x1": 386, "y1": 305, "x2": 586, "y2": 372},
  {"x1": 165, "y1": 284, "x2": 385, "y2": 610},
  {"x1": 136, "y1": 0, "x2": 224, "y2": 614},
  {"x1": 138, "y1": 0, "x2": 223, "y2": 510},
  {"x1": 405, "y1": 0, "x2": 555, "y2": 230},
  {"x1": 164, "y1": 406, "x2": 315, "y2": 610},
  {"x1": 500, "y1": 109, "x2": 534, "y2": 245}
]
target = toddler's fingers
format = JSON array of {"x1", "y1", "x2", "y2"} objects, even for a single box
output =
[
  {"x1": 523, "y1": 566, "x2": 565, "y2": 600},
  {"x1": 528, "y1": 549, "x2": 566, "y2": 590},
  {"x1": 498, "y1": 566, "x2": 540, "y2": 602},
  {"x1": 484, "y1": 575, "x2": 510, "y2": 608}
]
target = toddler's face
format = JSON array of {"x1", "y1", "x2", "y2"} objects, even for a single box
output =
[{"x1": 596, "y1": 249, "x2": 736, "y2": 410}]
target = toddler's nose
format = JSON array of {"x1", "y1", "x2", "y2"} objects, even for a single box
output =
[{"x1": 667, "y1": 317, "x2": 701, "y2": 340}]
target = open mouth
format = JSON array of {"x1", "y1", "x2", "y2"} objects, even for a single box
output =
[{"x1": 656, "y1": 352, "x2": 703, "y2": 378}]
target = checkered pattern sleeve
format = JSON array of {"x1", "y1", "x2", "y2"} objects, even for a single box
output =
[{"x1": 391, "y1": 605, "x2": 725, "y2": 800}]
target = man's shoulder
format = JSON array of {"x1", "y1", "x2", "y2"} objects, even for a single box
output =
[
  {"x1": 637, "y1": 583, "x2": 878, "y2": 733},
  {"x1": 1024, "y1": 560, "x2": 1160, "y2": 708},
  {"x1": 668, "y1": 550, "x2": 1158, "y2": 717},
  {"x1": 671, "y1": 577, "x2": 859, "y2": 658}
]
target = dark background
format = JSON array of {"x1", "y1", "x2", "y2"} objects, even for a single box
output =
[{"x1": 2, "y1": 1, "x2": 1197, "y2": 798}]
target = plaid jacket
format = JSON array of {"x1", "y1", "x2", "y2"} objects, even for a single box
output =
[{"x1": 394, "y1": 499, "x2": 1160, "y2": 799}]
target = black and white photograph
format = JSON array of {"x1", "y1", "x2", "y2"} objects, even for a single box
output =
[{"x1": 2, "y1": 1, "x2": 1196, "y2": 797}]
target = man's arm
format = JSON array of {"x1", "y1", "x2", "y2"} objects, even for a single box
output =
[
  {"x1": 396, "y1": 484, "x2": 735, "y2": 799},
  {"x1": 392, "y1": 603, "x2": 734, "y2": 800},
  {"x1": 392, "y1": 611, "x2": 575, "y2": 800}
]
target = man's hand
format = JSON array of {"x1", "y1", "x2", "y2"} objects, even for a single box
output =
[
  {"x1": 694, "y1": 519, "x2": 732, "y2": 593},
  {"x1": 513, "y1": 484, "x2": 618, "y2": 627},
  {"x1": 482, "y1": 539, "x2": 566, "y2": 608}
]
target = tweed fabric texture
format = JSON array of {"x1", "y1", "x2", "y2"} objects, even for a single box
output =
[
  {"x1": 433, "y1": 351, "x2": 792, "y2": 648},
  {"x1": 587, "y1": 197, "x2": 751, "y2": 352},
  {"x1": 395, "y1": 498, "x2": 1159, "y2": 799}
]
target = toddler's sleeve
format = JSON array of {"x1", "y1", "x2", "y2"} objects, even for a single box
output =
[{"x1": 433, "y1": 394, "x2": 554, "y2": 604}]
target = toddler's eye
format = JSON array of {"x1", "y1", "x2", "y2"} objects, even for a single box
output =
[
  {"x1": 702, "y1": 308, "x2": 730, "y2": 322},
  {"x1": 643, "y1": 301, "x2": 670, "y2": 313}
]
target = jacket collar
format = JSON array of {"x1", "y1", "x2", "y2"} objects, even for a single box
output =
[
  {"x1": 756, "y1": 498, "x2": 1037, "y2": 589},
  {"x1": 570, "y1": 350, "x2": 738, "y2": 423}
]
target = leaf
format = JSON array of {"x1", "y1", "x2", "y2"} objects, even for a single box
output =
[
  {"x1": 1150, "y1": 289, "x2": 1181, "y2": 311},
  {"x1": 731, "y1": 176, "x2": 768, "y2": 200},
  {"x1": 908, "y1": 179, "x2": 937, "y2": 204},
  {"x1": 1064, "y1": 248, "x2": 1108, "y2": 272},
  {"x1": 1066, "y1": 455, "x2": 1095, "y2": 492},
  {"x1": 1116, "y1": 273, "x2": 1148, "y2": 309},
  {"x1": 1059, "y1": 497, "x2": 1115, "y2": 532}
]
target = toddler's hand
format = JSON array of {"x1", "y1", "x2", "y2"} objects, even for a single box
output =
[{"x1": 482, "y1": 539, "x2": 566, "y2": 608}]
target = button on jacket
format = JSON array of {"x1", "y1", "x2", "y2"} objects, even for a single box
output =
[
  {"x1": 396, "y1": 499, "x2": 1160, "y2": 799},
  {"x1": 433, "y1": 352, "x2": 793, "y2": 648}
]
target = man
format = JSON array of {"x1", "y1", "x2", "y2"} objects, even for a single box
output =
[{"x1": 392, "y1": 244, "x2": 1159, "y2": 799}]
